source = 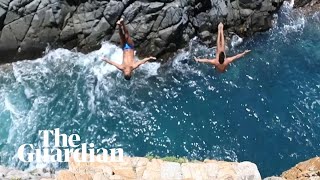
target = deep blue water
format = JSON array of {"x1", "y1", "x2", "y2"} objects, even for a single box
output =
[{"x1": 0, "y1": 4, "x2": 319, "y2": 177}]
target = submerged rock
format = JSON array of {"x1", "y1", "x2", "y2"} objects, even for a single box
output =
[{"x1": 0, "y1": 0, "x2": 285, "y2": 63}]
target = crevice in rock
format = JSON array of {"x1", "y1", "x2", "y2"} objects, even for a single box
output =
[
  {"x1": 20, "y1": 13, "x2": 35, "y2": 43},
  {"x1": 0, "y1": 11, "x2": 7, "y2": 31},
  {"x1": 117, "y1": 0, "x2": 136, "y2": 25}
]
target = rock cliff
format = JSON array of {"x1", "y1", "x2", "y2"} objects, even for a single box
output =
[
  {"x1": 294, "y1": 0, "x2": 320, "y2": 14},
  {"x1": 264, "y1": 157, "x2": 320, "y2": 180},
  {"x1": 56, "y1": 156, "x2": 261, "y2": 180},
  {"x1": 0, "y1": 0, "x2": 284, "y2": 63},
  {"x1": 2, "y1": 156, "x2": 320, "y2": 179}
]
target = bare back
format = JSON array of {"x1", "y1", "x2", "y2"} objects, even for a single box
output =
[{"x1": 213, "y1": 58, "x2": 227, "y2": 72}]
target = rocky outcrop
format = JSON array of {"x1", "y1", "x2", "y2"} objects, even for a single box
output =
[
  {"x1": 3, "y1": 156, "x2": 320, "y2": 179},
  {"x1": 55, "y1": 156, "x2": 262, "y2": 180},
  {"x1": 281, "y1": 157, "x2": 320, "y2": 180},
  {"x1": 294, "y1": 0, "x2": 316, "y2": 8},
  {"x1": 0, "y1": 165, "x2": 56, "y2": 180},
  {"x1": 0, "y1": 0, "x2": 284, "y2": 63},
  {"x1": 264, "y1": 157, "x2": 320, "y2": 180}
]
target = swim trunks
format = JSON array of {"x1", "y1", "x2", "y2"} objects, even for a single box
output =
[{"x1": 123, "y1": 43, "x2": 134, "y2": 50}]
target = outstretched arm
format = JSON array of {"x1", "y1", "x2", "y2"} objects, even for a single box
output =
[
  {"x1": 102, "y1": 58, "x2": 123, "y2": 70},
  {"x1": 133, "y1": 56, "x2": 156, "y2": 69},
  {"x1": 226, "y1": 50, "x2": 251, "y2": 64},
  {"x1": 194, "y1": 57, "x2": 215, "y2": 65}
]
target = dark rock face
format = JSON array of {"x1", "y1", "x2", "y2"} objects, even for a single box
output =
[
  {"x1": 294, "y1": 0, "x2": 320, "y2": 13},
  {"x1": 294, "y1": 0, "x2": 312, "y2": 7},
  {"x1": 0, "y1": 0, "x2": 285, "y2": 63}
]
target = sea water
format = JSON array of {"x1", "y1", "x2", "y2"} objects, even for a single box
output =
[{"x1": 0, "y1": 4, "x2": 319, "y2": 177}]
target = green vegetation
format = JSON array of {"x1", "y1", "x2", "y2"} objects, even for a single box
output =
[{"x1": 145, "y1": 153, "x2": 189, "y2": 163}]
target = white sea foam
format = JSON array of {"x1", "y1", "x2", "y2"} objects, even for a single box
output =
[
  {"x1": 1, "y1": 41, "x2": 162, "y2": 169},
  {"x1": 276, "y1": 0, "x2": 306, "y2": 35},
  {"x1": 231, "y1": 34, "x2": 243, "y2": 48}
]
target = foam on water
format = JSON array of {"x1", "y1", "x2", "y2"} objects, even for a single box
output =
[{"x1": 231, "y1": 34, "x2": 243, "y2": 48}]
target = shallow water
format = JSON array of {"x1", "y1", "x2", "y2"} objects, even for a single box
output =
[{"x1": 0, "y1": 4, "x2": 319, "y2": 177}]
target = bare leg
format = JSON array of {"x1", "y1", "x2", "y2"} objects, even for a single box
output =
[
  {"x1": 218, "y1": 23, "x2": 225, "y2": 52},
  {"x1": 216, "y1": 24, "x2": 221, "y2": 55},
  {"x1": 117, "y1": 19, "x2": 126, "y2": 47},
  {"x1": 120, "y1": 20, "x2": 134, "y2": 46}
]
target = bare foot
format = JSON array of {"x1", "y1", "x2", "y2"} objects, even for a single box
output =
[
  {"x1": 149, "y1": 56, "x2": 156, "y2": 60},
  {"x1": 218, "y1": 22, "x2": 224, "y2": 30},
  {"x1": 116, "y1": 18, "x2": 124, "y2": 26},
  {"x1": 194, "y1": 57, "x2": 199, "y2": 62}
]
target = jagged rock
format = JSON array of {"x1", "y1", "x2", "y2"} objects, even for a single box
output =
[
  {"x1": 141, "y1": 159, "x2": 162, "y2": 179},
  {"x1": 0, "y1": 166, "x2": 56, "y2": 180},
  {"x1": 4, "y1": 11, "x2": 20, "y2": 24},
  {"x1": 28, "y1": 168, "x2": 55, "y2": 178},
  {"x1": 93, "y1": 172, "x2": 110, "y2": 180},
  {"x1": 0, "y1": 0, "x2": 10, "y2": 9},
  {"x1": 57, "y1": 170, "x2": 77, "y2": 180},
  {"x1": 181, "y1": 162, "x2": 214, "y2": 179},
  {"x1": 5, "y1": 169, "x2": 33, "y2": 179},
  {"x1": 294, "y1": 0, "x2": 312, "y2": 7},
  {"x1": 74, "y1": 173, "x2": 92, "y2": 180},
  {"x1": 235, "y1": 161, "x2": 262, "y2": 179},
  {"x1": 7, "y1": 13, "x2": 33, "y2": 41},
  {"x1": 160, "y1": 162, "x2": 182, "y2": 179},
  {"x1": 130, "y1": 157, "x2": 149, "y2": 178},
  {"x1": 103, "y1": 0, "x2": 124, "y2": 25},
  {"x1": 294, "y1": 0, "x2": 320, "y2": 14},
  {"x1": 281, "y1": 157, "x2": 320, "y2": 180},
  {"x1": 55, "y1": 155, "x2": 263, "y2": 180},
  {"x1": 240, "y1": 8, "x2": 254, "y2": 17},
  {"x1": 0, "y1": 24, "x2": 19, "y2": 49},
  {"x1": 109, "y1": 175, "x2": 124, "y2": 180},
  {"x1": 0, "y1": 7, "x2": 6, "y2": 19},
  {"x1": 0, "y1": 0, "x2": 291, "y2": 62},
  {"x1": 0, "y1": 166, "x2": 10, "y2": 177}
]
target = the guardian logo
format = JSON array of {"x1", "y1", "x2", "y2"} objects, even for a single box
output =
[{"x1": 17, "y1": 128, "x2": 123, "y2": 163}]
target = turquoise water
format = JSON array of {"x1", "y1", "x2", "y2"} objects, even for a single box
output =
[{"x1": 0, "y1": 5, "x2": 319, "y2": 177}]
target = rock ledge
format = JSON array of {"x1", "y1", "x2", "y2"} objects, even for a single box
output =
[{"x1": 56, "y1": 156, "x2": 261, "y2": 180}]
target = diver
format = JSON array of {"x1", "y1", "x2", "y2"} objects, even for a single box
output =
[
  {"x1": 194, "y1": 22, "x2": 251, "y2": 72},
  {"x1": 102, "y1": 18, "x2": 156, "y2": 80}
]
